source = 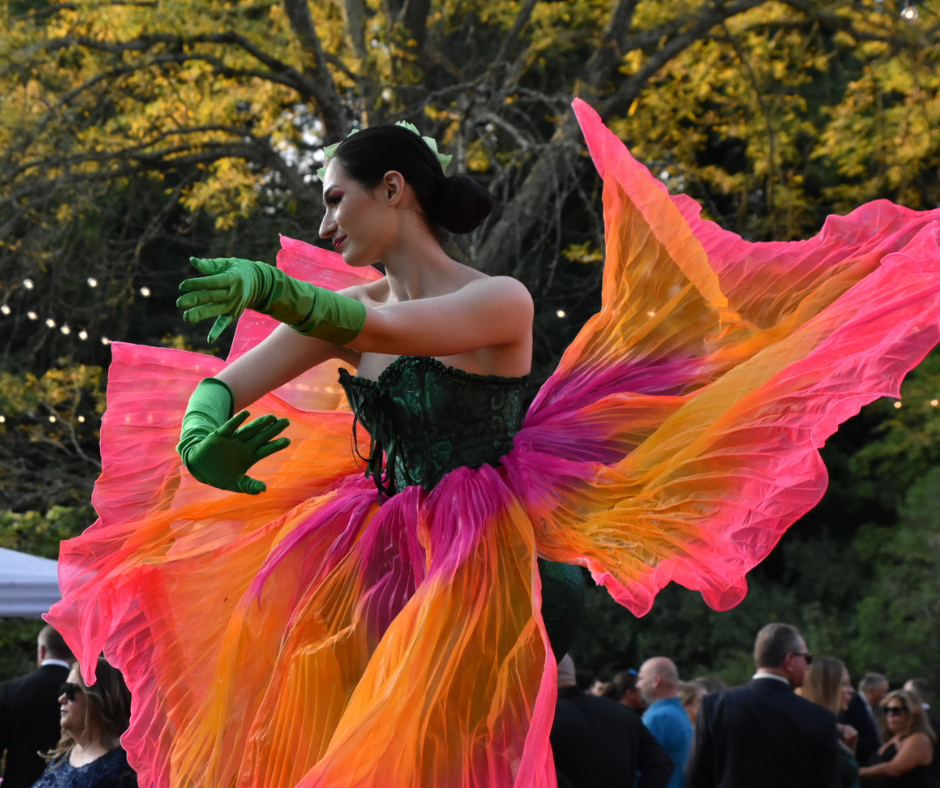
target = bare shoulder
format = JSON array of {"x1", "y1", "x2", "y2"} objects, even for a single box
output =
[
  {"x1": 340, "y1": 277, "x2": 392, "y2": 307},
  {"x1": 461, "y1": 275, "x2": 533, "y2": 310}
]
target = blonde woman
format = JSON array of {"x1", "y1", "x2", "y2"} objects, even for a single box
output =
[
  {"x1": 860, "y1": 690, "x2": 935, "y2": 787},
  {"x1": 798, "y1": 656, "x2": 859, "y2": 788},
  {"x1": 33, "y1": 658, "x2": 135, "y2": 788}
]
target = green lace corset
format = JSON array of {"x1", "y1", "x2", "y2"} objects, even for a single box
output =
[{"x1": 338, "y1": 356, "x2": 528, "y2": 496}]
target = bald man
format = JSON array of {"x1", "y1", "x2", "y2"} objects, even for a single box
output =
[{"x1": 637, "y1": 657, "x2": 693, "y2": 788}]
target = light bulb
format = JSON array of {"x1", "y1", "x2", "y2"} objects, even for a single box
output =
[{"x1": 901, "y1": 3, "x2": 918, "y2": 20}]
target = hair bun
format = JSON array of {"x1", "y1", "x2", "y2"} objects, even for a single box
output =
[{"x1": 433, "y1": 174, "x2": 494, "y2": 234}]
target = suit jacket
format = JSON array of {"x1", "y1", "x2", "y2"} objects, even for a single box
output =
[
  {"x1": 551, "y1": 686, "x2": 674, "y2": 788},
  {"x1": 0, "y1": 663, "x2": 70, "y2": 788},
  {"x1": 841, "y1": 691, "x2": 881, "y2": 766},
  {"x1": 686, "y1": 676, "x2": 840, "y2": 788}
]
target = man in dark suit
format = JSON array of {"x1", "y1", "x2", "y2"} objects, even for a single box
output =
[
  {"x1": 551, "y1": 654, "x2": 674, "y2": 788},
  {"x1": 686, "y1": 622, "x2": 839, "y2": 788},
  {"x1": 0, "y1": 625, "x2": 74, "y2": 788},
  {"x1": 841, "y1": 671, "x2": 887, "y2": 765}
]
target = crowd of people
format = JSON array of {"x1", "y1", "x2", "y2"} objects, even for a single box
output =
[
  {"x1": 4, "y1": 622, "x2": 935, "y2": 788},
  {"x1": 556, "y1": 623, "x2": 940, "y2": 788}
]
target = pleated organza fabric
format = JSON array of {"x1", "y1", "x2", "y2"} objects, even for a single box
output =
[{"x1": 47, "y1": 98, "x2": 940, "y2": 788}]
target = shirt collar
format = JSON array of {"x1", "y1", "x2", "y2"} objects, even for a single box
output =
[
  {"x1": 40, "y1": 658, "x2": 72, "y2": 670},
  {"x1": 753, "y1": 671, "x2": 791, "y2": 686}
]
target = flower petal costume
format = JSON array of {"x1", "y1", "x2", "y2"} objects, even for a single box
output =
[{"x1": 47, "y1": 99, "x2": 940, "y2": 788}]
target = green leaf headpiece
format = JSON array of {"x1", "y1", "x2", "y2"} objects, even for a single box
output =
[{"x1": 316, "y1": 121, "x2": 452, "y2": 182}]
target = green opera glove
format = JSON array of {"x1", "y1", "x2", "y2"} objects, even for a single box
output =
[
  {"x1": 176, "y1": 378, "x2": 291, "y2": 495},
  {"x1": 177, "y1": 256, "x2": 367, "y2": 344}
]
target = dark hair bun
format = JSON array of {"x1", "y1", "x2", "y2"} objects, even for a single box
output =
[{"x1": 433, "y1": 174, "x2": 494, "y2": 234}]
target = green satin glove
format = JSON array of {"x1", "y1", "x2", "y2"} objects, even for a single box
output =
[
  {"x1": 177, "y1": 256, "x2": 367, "y2": 344},
  {"x1": 177, "y1": 378, "x2": 290, "y2": 495}
]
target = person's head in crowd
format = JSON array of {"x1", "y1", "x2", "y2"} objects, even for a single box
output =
[
  {"x1": 859, "y1": 672, "x2": 889, "y2": 707},
  {"x1": 586, "y1": 675, "x2": 611, "y2": 697},
  {"x1": 37, "y1": 624, "x2": 73, "y2": 666},
  {"x1": 691, "y1": 675, "x2": 728, "y2": 695},
  {"x1": 557, "y1": 654, "x2": 578, "y2": 690},
  {"x1": 46, "y1": 658, "x2": 132, "y2": 764},
  {"x1": 636, "y1": 657, "x2": 680, "y2": 708},
  {"x1": 798, "y1": 656, "x2": 854, "y2": 715},
  {"x1": 753, "y1": 622, "x2": 812, "y2": 689},
  {"x1": 609, "y1": 669, "x2": 643, "y2": 711},
  {"x1": 678, "y1": 680, "x2": 707, "y2": 726},
  {"x1": 903, "y1": 678, "x2": 934, "y2": 708},
  {"x1": 880, "y1": 689, "x2": 937, "y2": 743}
]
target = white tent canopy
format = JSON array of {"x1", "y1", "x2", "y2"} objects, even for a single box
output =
[{"x1": 0, "y1": 547, "x2": 61, "y2": 618}]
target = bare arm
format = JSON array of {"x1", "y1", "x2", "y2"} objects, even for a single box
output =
[
  {"x1": 216, "y1": 324, "x2": 358, "y2": 411},
  {"x1": 214, "y1": 275, "x2": 532, "y2": 409},
  {"x1": 858, "y1": 734, "x2": 933, "y2": 779},
  {"x1": 350, "y1": 276, "x2": 533, "y2": 360}
]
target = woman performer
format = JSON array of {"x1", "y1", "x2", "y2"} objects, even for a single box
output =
[{"x1": 47, "y1": 101, "x2": 940, "y2": 788}]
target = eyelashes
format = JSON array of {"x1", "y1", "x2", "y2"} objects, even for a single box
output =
[{"x1": 325, "y1": 193, "x2": 343, "y2": 207}]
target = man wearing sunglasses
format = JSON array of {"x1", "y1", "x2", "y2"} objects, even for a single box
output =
[
  {"x1": 686, "y1": 622, "x2": 840, "y2": 788},
  {"x1": 0, "y1": 625, "x2": 74, "y2": 788}
]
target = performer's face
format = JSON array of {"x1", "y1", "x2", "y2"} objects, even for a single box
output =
[{"x1": 319, "y1": 160, "x2": 398, "y2": 268}]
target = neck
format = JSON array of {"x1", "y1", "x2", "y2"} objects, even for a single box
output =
[{"x1": 380, "y1": 225, "x2": 457, "y2": 302}]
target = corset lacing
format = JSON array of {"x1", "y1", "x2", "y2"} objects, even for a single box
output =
[{"x1": 349, "y1": 385, "x2": 402, "y2": 499}]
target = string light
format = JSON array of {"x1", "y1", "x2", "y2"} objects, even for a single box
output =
[
  {"x1": 0, "y1": 416, "x2": 5, "y2": 423},
  {"x1": 60, "y1": 325, "x2": 71, "y2": 335},
  {"x1": 101, "y1": 337, "x2": 110, "y2": 345},
  {"x1": 27, "y1": 311, "x2": 38, "y2": 320},
  {"x1": 78, "y1": 330, "x2": 88, "y2": 340},
  {"x1": 901, "y1": 1, "x2": 918, "y2": 19},
  {"x1": 23, "y1": 278, "x2": 34, "y2": 289},
  {"x1": 931, "y1": 400, "x2": 938, "y2": 407},
  {"x1": 1, "y1": 305, "x2": 10, "y2": 315},
  {"x1": 87, "y1": 278, "x2": 98, "y2": 288},
  {"x1": 45, "y1": 318, "x2": 56, "y2": 329},
  {"x1": 556, "y1": 309, "x2": 566, "y2": 318},
  {"x1": 139, "y1": 287, "x2": 151, "y2": 297},
  {"x1": 48, "y1": 416, "x2": 56, "y2": 423},
  {"x1": 893, "y1": 401, "x2": 903, "y2": 409}
]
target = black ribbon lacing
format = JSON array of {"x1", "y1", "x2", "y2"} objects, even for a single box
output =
[{"x1": 349, "y1": 387, "x2": 401, "y2": 501}]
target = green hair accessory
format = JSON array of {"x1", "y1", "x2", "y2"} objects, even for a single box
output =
[{"x1": 316, "y1": 121, "x2": 452, "y2": 181}]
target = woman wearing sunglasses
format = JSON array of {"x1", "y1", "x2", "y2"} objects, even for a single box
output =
[
  {"x1": 32, "y1": 658, "x2": 135, "y2": 788},
  {"x1": 859, "y1": 689, "x2": 935, "y2": 786}
]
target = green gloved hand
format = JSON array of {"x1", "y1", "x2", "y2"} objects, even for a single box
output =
[
  {"x1": 177, "y1": 256, "x2": 367, "y2": 344},
  {"x1": 177, "y1": 378, "x2": 291, "y2": 495}
]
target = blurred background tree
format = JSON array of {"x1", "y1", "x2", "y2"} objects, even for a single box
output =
[{"x1": 1, "y1": 0, "x2": 938, "y2": 683}]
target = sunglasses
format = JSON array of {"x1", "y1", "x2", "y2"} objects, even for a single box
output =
[
  {"x1": 885, "y1": 705, "x2": 908, "y2": 716},
  {"x1": 59, "y1": 682, "x2": 84, "y2": 702},
  {"x1": 791, "y1": 652, "x2": 814, "y2": 665}
]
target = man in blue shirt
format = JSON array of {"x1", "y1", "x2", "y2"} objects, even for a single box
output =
[{"x1": 637, "y1": 656, "x2": 693, "y2": 788}]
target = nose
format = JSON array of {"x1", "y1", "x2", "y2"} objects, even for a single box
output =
[{"x1": 319, "y1": 210, "x2": 335, "y2": 239}]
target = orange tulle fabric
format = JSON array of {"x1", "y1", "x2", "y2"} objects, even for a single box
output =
[{"x1": 47, "y1": 99, "x2": 940, "y2": 787}]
